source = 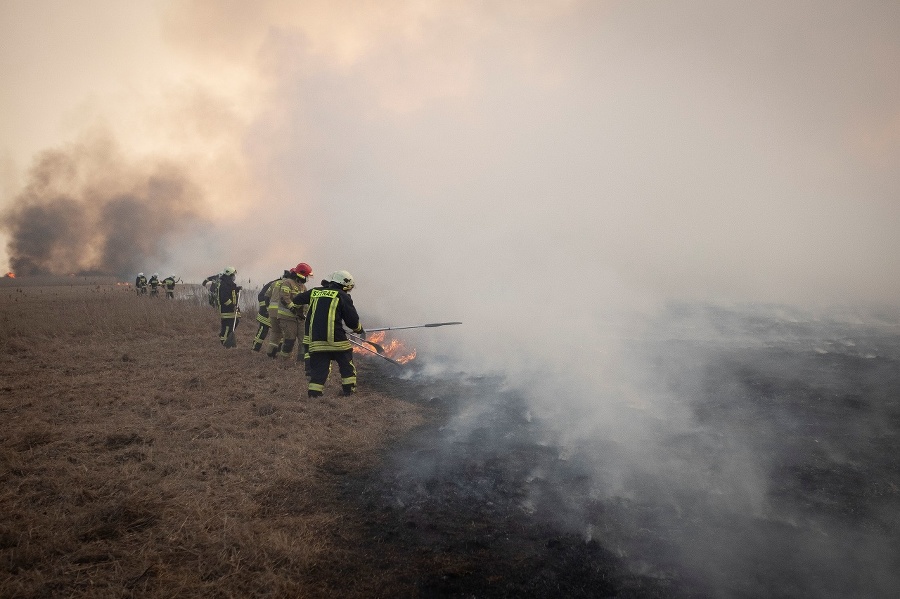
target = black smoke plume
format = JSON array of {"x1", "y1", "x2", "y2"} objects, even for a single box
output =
[{"x1": 2, "y1": 136, "x2": 207, "y2": 277}]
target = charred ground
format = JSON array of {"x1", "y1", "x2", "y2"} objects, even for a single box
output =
[{"x1": 347, "y1": 307, "x2": 900, "y2": 598}]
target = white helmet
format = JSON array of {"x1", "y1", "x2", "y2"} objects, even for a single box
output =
[
  {"x1": 169, "y1": 274, "x2": 176, "y2": 279},
  {"x1": 329, "y1": 270, "x2": 355, "y2": 291},
  {"x1": 223, "y1": 266, "x2": 237, "y2": 276},
  {"x1": 138, "y1": 272, "x2": 144, "y2": 276},
  {"x1": 153, "y1": 273, "x2": 158, "y2": 277}
]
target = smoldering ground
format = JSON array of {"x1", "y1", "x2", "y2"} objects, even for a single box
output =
[
  {"x1": 1, "y1": 134, "x2": 209, "y2": 278},
  {"x1": 362, "y1": 304, "x2": 900, "y2": 597}
]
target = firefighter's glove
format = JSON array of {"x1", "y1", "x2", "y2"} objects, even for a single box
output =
[{"x1": 355, "y1": 327, "x2": 366, "y2": 340}]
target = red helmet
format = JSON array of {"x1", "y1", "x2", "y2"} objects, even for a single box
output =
[{"x1": 290, "y1": 262, "x2": 313, "y2": 277}]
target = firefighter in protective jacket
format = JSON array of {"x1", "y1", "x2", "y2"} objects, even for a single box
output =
[
  {"x1": 251, "y1": 277, "x2": 279, "y2": 351},
  {"x1": 218, "y1": 267, "x2": 241, "y2": 347},
  {"x1": 265, "y1": 263, "x2": 312, "y2": 360},
  {"x1": 135, "y1": 273, "x2": 148, "y2": 296},
  {"x1": 162, "y1": 275, "x2": 177, "y2": 299},
  {"x1": 202, "y1": 272, "x2": 222, "y2": 307},
  {"x1": 291, "y1": 270, "x2": 364, "y2": 397},
  {"x1": 149, "y1": 273, "x2": 161, "y2": 297}
]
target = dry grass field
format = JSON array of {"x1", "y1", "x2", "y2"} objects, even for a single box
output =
[{"x1": 0, "y1": 277, "x2": 431, "y2": 598}]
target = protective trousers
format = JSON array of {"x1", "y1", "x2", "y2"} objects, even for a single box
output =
[
  {"x1": 266, "y1": 308, "x2": 281, "y2": 356},
  {"x1": 299, "y1": 342, "x2": 310, "y2": 373},
  {"x1": 307, "y1": 350, "x2": 357, "y2": 397},
  {"x1": 219, "y1": 316, "x2": 238, "y2": 347},
  {"x1": 267, "y1": 313, "x2": 299, "y2": 359},
  {"x1": 274, "y1": 317, "x2": 300, "y2": 358},
  {"x1": 252, "y1": 323, "x2": 270, "y2": 351},
  {"x1": 252, "y1": 312, "x2": 271, "y2": 351}
]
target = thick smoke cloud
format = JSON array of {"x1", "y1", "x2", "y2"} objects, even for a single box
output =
[{"x1": 2, "y1": 134, "x2": 207, "y2": 277}]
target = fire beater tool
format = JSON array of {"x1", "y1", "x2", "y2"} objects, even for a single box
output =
[
  {"x1": 366, "y1": 321, "x2": 462, "y2": 333},
  {"x1": 348, "y1": 336, "x2": 403, "y2": 365},
  {"x1": 348, "y1": 333, "x2": 386, "y2": 355}
]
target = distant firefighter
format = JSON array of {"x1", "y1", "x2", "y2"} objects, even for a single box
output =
[
  {"x1": 292, "y1": 270, "x2": 364, "y2": 397},
  {"x1": 266, "y1": 263, "x2": 313, "y2": 361},
  {"x1": 162, "y1": 274, "x2": 178, "y2": 299},
  {"x1": 218, "y1": 266, "x2": 242, "y2": 348},
  {"x1": 135, "y1": 272, "x2": 148, "y2": 296},
  {"x1": 251, "y1": 276, "x2": 279, "y2": 352},
  {"x1": 202, "y1": 271, "x2": 222, "y2": 307},
  {"x1": 148, "y1": 273, "x2": 161, "y2": 297}
]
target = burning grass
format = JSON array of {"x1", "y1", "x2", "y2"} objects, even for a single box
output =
[
  {"x1": 0, "y1": 278, "x2": 429, "y2": 597},
  {"x1": 353, "y1": 331, "x2": 417, "y2": 364}
]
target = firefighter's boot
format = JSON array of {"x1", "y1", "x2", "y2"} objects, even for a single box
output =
[{"x1": 279, "y1": 339, "x2": 296, "y2": 359}]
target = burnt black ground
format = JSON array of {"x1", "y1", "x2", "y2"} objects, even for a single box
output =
[
  {"x1": 345, "y1": 306, "x2": 900, "y2": 598},
  {"x1": 347, "y1": 375, "x2": 692, "y2": 598}
]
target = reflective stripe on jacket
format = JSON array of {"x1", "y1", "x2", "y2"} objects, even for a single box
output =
[
  {"x1": 218, "y1": 276, "x2": 239, "y2": 318},
  {"x1": 258, "y1": 279, "x2": 277, "y2": 316},
  {"x1": 292, "y1": 284, "x2": 360, "y2": 353},
  {"x1": 272, "y1": 277, "x2": 305, "y2": 319}
]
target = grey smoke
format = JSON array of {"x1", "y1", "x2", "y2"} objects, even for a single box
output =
[{"x1": 2, "y1": 135, "x2": 208, "y2": 277}]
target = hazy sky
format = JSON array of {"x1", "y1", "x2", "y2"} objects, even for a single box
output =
[{"x1": 1, "y1": 0, "x2": 898, "y2": 314}]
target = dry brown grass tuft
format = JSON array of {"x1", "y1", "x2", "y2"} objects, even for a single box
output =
[{"x1": 0, "y1": 279, "x2": 428, "y2": 598}]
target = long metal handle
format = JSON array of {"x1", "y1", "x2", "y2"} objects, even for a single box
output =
[
  {"x1": 348, "y1": 337, "x2": 403, "y2": 365},
  {"x1": 348, "y1": 333, "x2": 385, "y2": 354},
  {"x1": 366, "y1": 321, "x2": 461, "y2": 333}
]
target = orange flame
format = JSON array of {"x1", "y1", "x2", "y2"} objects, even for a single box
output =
[
  {"x1": 354, "y1": 331, "x2": 417, "y2": 363},
  {"x1": 4, "y1": 272, "x2": 14, "y2": 278}
]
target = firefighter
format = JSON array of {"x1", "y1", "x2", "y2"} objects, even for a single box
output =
[
  {"x1": 148, "y1": 273, "x2": 161, "y2": 297},
  {"x1": 263, "y1": 269, "x2": 291, "y2": 356},
  {"x1": 202, "y1": 272, "x2": 222, "y2": 307},
  {"x1": 135, "y1": 272, "x2": 148, "y2": 296},
  {"x1": 162, "y1": 274, "x2": 177, "y2": 299},
  {"x1": 251, "y1": 276, "x2": 280, "y2": 351},
  {"x1": 218, "y1": 266, "x2": 242, "y2": 347},
  {"x1": 291, "y1": 270, "x2": 364, "y2": 397},
  {"x1": 265, "y1": 263, "x2": 313, "y2": 360}
]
